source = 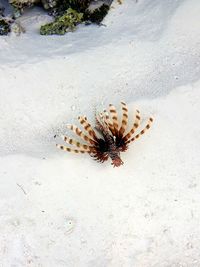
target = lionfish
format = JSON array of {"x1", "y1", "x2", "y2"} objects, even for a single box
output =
[{"x1": 56, "y1": 102, "x2": 153, "y2": 167}]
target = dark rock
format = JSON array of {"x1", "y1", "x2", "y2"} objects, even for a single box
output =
[
  {"x1": 85, "y1": 0, "x2": 113, "y2": 24},
  {"x1": 0, "y1": 18, "x2": 11, "y2": 35}
]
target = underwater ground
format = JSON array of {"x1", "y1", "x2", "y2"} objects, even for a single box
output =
[{"x1": 0, "y1": 0, "x2": 200, "y2": 266}]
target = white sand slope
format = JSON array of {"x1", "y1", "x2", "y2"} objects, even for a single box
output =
[{"x1": 0, "y1": 0, "x2": 200, "y2": 266}]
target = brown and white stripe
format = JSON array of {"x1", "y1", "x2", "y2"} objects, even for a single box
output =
[
  {"x1": 78, "y1": 116, "x2": 98, "y2": 141},
  {"x1": 99, "y1": 110, "x2": 115, "y2": 134},
  {"x1": 62, "y1": 135, "x2": 92, "y2": 151},
  {"x1": 66, "y1": 124, "x2": 96, "y2": 145},
  {"x1": 123, "y1": 109, "x2": 141, "y2": 141},
  {"x1": 119, "y1": 102, "x2": 129, "y2": 137},
  {"x1": 126, "y1": 117, "x2": 154, "y2": 144},
  {"x1": 56, "y1": 144, "x2": 88, "y2": 154},
  {"x1": 109, "y1": 104, "x2": 119, "y2": 133}
]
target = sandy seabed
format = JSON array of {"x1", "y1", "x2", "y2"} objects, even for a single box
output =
[{"x1": 0, "y1": 0, "x2": 200, "y2": 266}]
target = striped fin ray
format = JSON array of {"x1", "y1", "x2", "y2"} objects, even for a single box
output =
[
  {"x1": 56, "y1": 144, "x2": 89, "y2": 153},
  {"x1": 66, "y1": 124, "x2": 97, "y2": 145},
  {"x1": 123, "y1": 109, "x2": 141, "y2": 142},
  {"x1": 62, "y1": 135, "x2": 92, "y2": 151},
  {"x1": 78, "y1": 116, "x2": 98, "y2": 141},
  {"x1": 109, "y1": 104, "x2": 119, "y2": 134},
  {"x1": 125, "y1": 117, "x2": 154, "y2": 144},
  {"x1": 119, "y1": 102, "x2": 128, "y2": 137},
  {"x1": 102, "y1": 110, "x2": 116, "y2": 135}
]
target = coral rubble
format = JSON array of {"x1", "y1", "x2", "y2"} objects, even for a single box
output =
[{"x1": 1, "y1": 0, "x2": 114, "y2": 35}]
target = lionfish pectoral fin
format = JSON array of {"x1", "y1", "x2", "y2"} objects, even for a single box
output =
[
  {"x1": 123, "y1": 109, "x2": 141, "y2": 141},
  {"x1": 56, "y1": 144, "x2": 90, "y2": 153},
  {"x1": 125, "y1": 117, "x2": 154, "y2": 144}
]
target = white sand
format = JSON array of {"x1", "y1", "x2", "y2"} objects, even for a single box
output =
[{"x1": 0, "y1": 0, "x2": 200, "y2": 266}]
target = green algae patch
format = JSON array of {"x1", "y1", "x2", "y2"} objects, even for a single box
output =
[{"x1": 40, "y1": 8, "x2": 83, "y2": 35}]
